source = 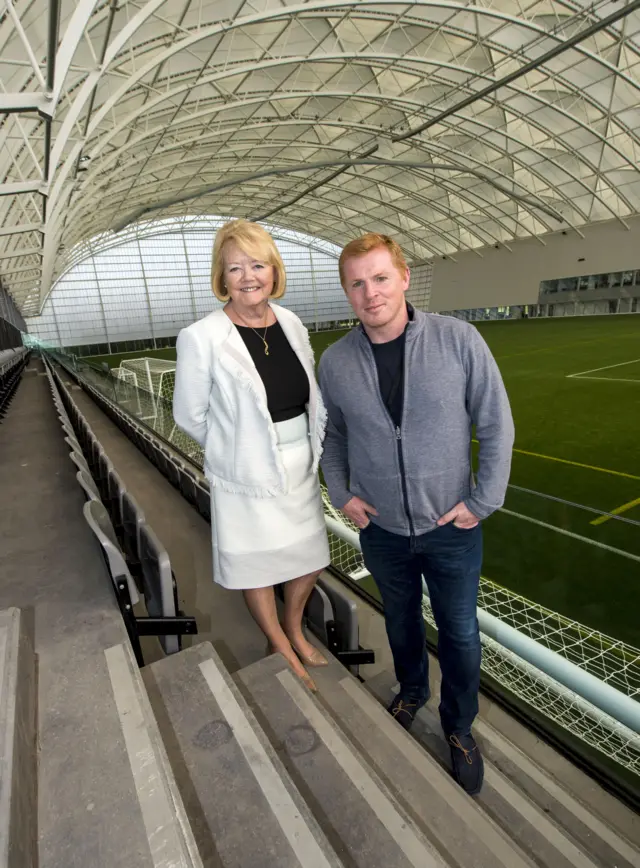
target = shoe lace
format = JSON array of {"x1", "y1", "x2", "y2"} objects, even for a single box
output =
[
  {"x1": 449, "y1": 734, "x2": 476, "y2": 765},
  {"x1": 392, "y1": 699, "x2": 416, "y2": 719}
]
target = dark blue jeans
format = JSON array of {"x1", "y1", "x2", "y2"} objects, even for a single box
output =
[{"x1": 360, "y1": 521, "x2": 482, "y2": 736}]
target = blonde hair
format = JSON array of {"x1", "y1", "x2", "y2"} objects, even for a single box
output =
[
  {"x1": 339, "y1": 232, "x2": 408, "y2": 287},
  {"x1": 211, "y1": 219, "x2": 287, "y2": 302}
]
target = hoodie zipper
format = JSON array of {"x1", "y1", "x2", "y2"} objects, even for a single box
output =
[{"x1": 395, "y1": 424, "x2": 415, "y2": 544}]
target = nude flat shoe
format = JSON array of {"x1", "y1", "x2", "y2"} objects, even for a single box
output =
[
  {"x1": 292, "y1": 646, "x2": 329, "y2": 668},
  {"x1": 265, "y1": 644, "x2": 318, "y2": 692}
]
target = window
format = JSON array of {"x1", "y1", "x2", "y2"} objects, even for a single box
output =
[
  {"x1": 594, "y1": 273, "x2": 610, "y2": 289},
  {"x1": 558, "y1": 278, "x2": 577, "y2": 292}
]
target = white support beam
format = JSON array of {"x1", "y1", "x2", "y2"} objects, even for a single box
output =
[
  {"x1": 0, "y1": 247, "x2": 42, "y2": 262},
  {"x1": 4, "y1": 0, "x2": 47, "y2": 89},
  {"x1": 66, "y1": 52, "x2": 628, "y2": 231},
  {"x1": 0, "y1": 93, "x2": 51, "y2": 115},
  {"x1": 0, "y1": 263, "x2": 41, "y2": 277},
  {"x1": 52, "y1": 0, "x2": 103, "y2": 105},
  {"x1": 1, "y1": 276, "x2": 38, "y2": 285},
  {"x1": 0, "y1": 223, "x2": 43, "y2": 238},
  {"x1": 0, "y1": 181, "x2": 48, "y2": 196}
]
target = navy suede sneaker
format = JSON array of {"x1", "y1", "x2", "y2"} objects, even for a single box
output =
[
  {"x1": 449, "y1": 732, "x2": 484, "y2": 795},
  {"x1": 387, "y1": 694, "x2": 426, "y2": 731}
]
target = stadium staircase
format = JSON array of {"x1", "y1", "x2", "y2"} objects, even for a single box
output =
[{"x1": 2, "y1": 612, "x2": 639, "y2": 866}]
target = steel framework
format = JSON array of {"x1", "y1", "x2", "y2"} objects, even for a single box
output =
[{"x1": 1, "y1": 0, "x2": 640, "y2": 314}]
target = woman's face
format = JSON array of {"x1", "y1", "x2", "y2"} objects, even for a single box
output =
[{"x1": 222, "y1": 241, "x2": 275, "y2": 313}]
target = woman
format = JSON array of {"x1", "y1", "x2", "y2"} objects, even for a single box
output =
[{"x1": 173, "y1": 219, "x2": 331, "y2": 691}]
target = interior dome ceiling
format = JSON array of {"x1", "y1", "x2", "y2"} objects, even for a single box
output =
[{"x1": 1, "y1": 0, "x2": 639, "y2": 314}]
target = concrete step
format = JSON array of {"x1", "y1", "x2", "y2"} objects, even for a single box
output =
[
  {"x1": 0, "y1": 608, "x2": 37, "y2": 868},
  {"x1": 367, "y1": 670, "x2": 640, "y2": 868},
  {"x1": 307, "y1": 659, "x2": 537, "y2": 868},
  {"x1": 40, "y1": 638, "x2": 203, "y2": 868},
  {"x1": 237, "y1": 653, "x2": 454, "y2": 868},
  {"x1": 144, "y1": 641, "x2": 344, "y2": 868}
]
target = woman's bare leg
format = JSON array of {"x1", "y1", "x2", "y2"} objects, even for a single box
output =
[
  {"x1": 242, "y1": 586, "x2": 309, "y2": 679},
  {"x1": 282, "y1": 569, "x2": 324, "y2": 659}
]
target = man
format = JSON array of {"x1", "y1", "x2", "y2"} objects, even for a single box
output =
[{"x1": 318, "y1": 233, "x2": 514, "y2": 795}]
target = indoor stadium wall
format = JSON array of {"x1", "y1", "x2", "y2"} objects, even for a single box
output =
[{"x1": 429, "y1": 215, "x2": 640, "y2": 311}]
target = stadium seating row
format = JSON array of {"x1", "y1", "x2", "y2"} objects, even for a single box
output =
[
  {"x1": 51, "y1": 352, "x2": 372, "y2": 672},
  {"x1": 43, "y1": 360, "x2": 197, "y2": 665},
  {"x1": 0, "y1": 348, "x2": 29, "y2": 421}
]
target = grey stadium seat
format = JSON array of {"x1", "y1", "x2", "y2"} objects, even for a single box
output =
[
  {"x1": 68, "y1": 450, "x2": 91, "y2": 475},
  {"x1": 107, "y1": 467, "x2": 125, "y2": 532},
  {"x1": 195, "y1": 479, "x2": 211, "y2": 522},
  {"x1": 121, "y1": 490, "x2": 145, "y2": 568},
  {"x1": 138, "y1": 523, "x2": 179, "y2": 655},
  {"x1": 177, "y1": 464, "x2": 198, "y2": 506},
  {"x1": 76, "y1": 469, "x2": 100, "y2": 502},
  {"x1": 82, "y1": 500, "x2": 140, "y2": 606}
]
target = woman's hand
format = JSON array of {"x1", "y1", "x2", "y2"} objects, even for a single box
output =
[{"x1": 342, "y1": 496, "x2": 378, "y2": 529}]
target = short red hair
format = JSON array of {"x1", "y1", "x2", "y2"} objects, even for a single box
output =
[{"x1": 339, "y1": 232, "x2": 408, "y2": 287}]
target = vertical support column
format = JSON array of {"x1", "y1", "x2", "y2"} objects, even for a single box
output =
[
  {"x1": 136, "y1": 238, "x2": 157, "y2": 349},
  {"x1": 91, "y1": 255, "x2": 112, "y2": 353},
  {"x1": 50, "y1": 294, "x2": 64, "y2": 349},
  {"x1": 144, "y1": 358, "x2": 157, "y2": 419},
  {"x1": 309, "y1": 247, "x2": 319, "y2": 331},
  {"x1": 181, "y1": 230, "x2": 198, "y2": 322}
]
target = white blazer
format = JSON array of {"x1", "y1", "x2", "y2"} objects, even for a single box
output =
[{"x1": 172, "y1": 304, "x2": 327, "y2": 497}]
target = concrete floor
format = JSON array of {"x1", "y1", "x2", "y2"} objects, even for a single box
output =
[{"x1": 0, "y1": 361, "x2": 168, "y2": 868}]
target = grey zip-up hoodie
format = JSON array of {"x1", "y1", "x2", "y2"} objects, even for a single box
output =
[{"x1": 318, "y1": 310, "x2": 514, "y2": 536}]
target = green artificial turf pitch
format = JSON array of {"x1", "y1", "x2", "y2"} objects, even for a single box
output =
[{"x1": 87, "y1": 314, "x2": 640, "y2": 646}]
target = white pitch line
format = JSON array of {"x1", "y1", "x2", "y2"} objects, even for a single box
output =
[
  {"x1": 498, "y1": 507, "x2": 640, "y2": 564},
  {"x1": 566, "y1": 357, "x2": 640, "y2": 378},
  {"x1": 566, "y1": 376, "x2": 640, "y2": 385}
]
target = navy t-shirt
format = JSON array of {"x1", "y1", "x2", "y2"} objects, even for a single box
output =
[{"x1": 370, "y1": 329, "x2": 406, "y2": 428}]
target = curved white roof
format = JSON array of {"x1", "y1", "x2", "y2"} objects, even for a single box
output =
[{"x1": 1, "y1": 0, "x2": 639, "y2": 314}]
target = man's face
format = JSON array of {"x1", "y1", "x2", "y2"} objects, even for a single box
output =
[{"x1": 341, "y1": 247, "x2": 409, "y2": 333}]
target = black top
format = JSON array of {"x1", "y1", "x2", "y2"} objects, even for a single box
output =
[
  {"x1": 235, "y1": 321, "x2": 310, "y2": 423},
  {"x1": 370, "y1": 330, "x2": 406, "y2": 428},
  {"x1": 368, "y1": 304, "x2": 414, "y2": 428}
]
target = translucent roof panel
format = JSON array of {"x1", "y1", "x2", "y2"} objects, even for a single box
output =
[{"x1": 1, "y1": 0, "x2": 640, "y2": 314}]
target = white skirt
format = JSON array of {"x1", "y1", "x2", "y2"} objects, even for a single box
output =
[{"x1": 210, "y1": 413, "x2": 331, "y2": 589}]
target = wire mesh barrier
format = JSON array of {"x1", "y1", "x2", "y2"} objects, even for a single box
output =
[
  {"x1": 477, "y1": 579, "x2": 640, "y2": 700},
  {"x1": 51, "y1": 347, "x2": 640, "y2": 779},
  {"x1": 475, "y1": 634, "x2": 640, "y2": 773},
  {"x1": 323, "y1": 486, "x2": 640, "y2": 778}
]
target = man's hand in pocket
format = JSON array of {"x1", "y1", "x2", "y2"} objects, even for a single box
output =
[{"x1": 342, "y1": 496, "x2": 378, "y2": 529}]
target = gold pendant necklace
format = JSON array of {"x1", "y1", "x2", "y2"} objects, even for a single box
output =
[
  {"x1": 256, "y1": 325, "x2": 269, "y2": 356},
  {"x1": 236, "y1": 310, "x2": 270, "y2": 355}
]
